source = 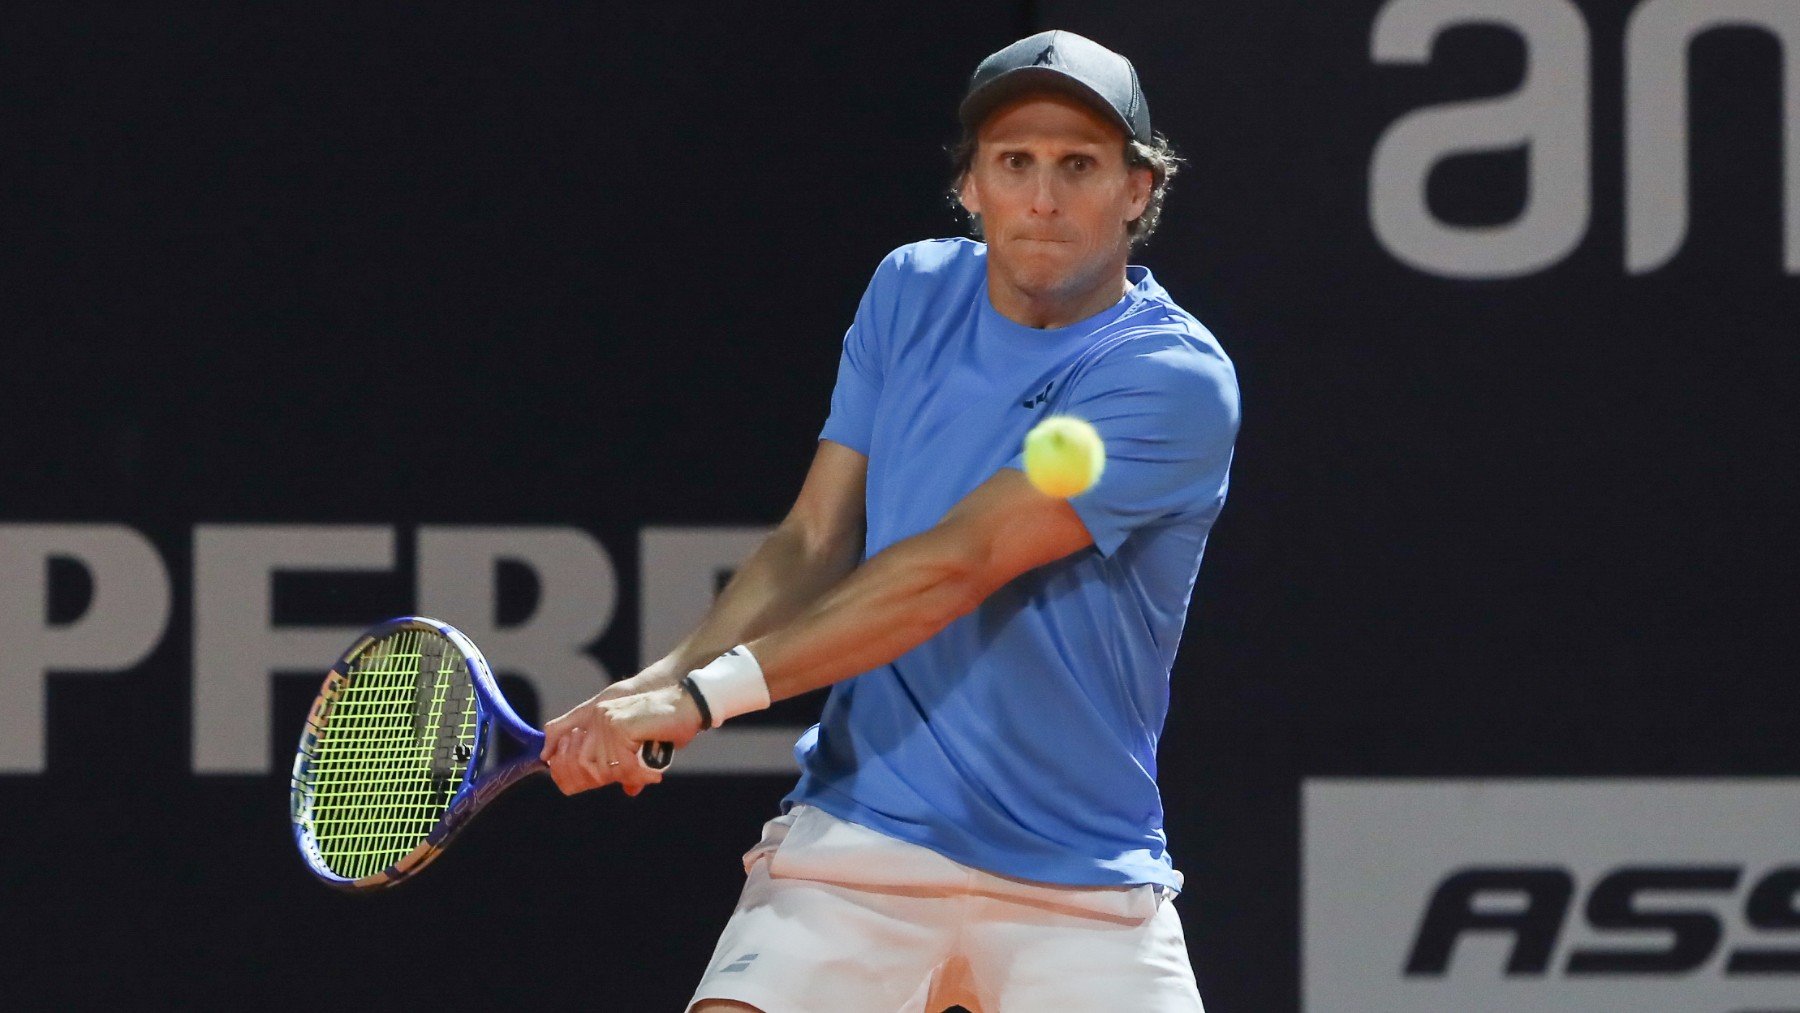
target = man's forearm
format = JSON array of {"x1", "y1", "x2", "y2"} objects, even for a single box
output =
[
  {"x1": 645, "y1": 520, "x2": 863, "y2": 685},
  {"x1": 745, "y1": 525, "x2": 985, "y2": 704}
]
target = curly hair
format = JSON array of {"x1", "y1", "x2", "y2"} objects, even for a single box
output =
[{"x1": 946, "y1": 131, "x2": 1182, "y2": 247}]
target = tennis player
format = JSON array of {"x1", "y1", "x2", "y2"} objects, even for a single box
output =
[{"x1": 544, "y1": 30, "x2": 1237, "y2": 1012}]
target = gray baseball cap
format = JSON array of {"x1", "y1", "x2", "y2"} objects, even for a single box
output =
[{"x1": 959, "y1": 30, "x2": 1152, "y2": 144}]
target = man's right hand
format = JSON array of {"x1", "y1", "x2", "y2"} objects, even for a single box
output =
[{"x1": 539, "y1": 660, "x2": 685, "y2": 794}]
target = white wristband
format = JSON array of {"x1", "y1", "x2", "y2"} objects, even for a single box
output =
[{"x1": 687, "y1": 645, "x2": 771, "y2": 727}]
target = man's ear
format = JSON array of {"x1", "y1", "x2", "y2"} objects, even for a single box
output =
[
  {"x1": 959, "y1": 172, "x2": 982, "y2": 216},
  {"x1": 1124, "y1": 166, "x2": 1152, "y2": 223}
]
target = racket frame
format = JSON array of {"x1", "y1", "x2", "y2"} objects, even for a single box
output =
[{"x1": 290, "y1": 616, "x2": 544, "y2": 891}]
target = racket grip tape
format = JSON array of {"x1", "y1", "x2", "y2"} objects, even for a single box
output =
[{"x1": 640, "y1": 740, "x2": 674, "y2": 770}]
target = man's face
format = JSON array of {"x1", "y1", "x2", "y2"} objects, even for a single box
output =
[{"x1": 959, "y1": 92, "x2": 1153, "y2": 302}]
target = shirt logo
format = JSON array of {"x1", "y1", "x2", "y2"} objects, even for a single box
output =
[{"x1": 1021, "y1": 380, "x2": 1054, "y2": 409}]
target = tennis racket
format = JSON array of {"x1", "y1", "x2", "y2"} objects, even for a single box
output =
[{"x1": 290, "y1": 615, "x2": 673, "y2": 890}]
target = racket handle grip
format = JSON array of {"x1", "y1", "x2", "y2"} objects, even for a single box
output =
[{"x1": 639, "y1": 740, "x2": 674, "y2": 770}]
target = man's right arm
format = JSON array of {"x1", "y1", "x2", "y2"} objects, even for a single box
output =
[
  {"x1": 539, "y1": 440, "x2": 866, "y2": 792},
  {"x1": 617, "y1": 439, "x2": 868, "y2": 696}
]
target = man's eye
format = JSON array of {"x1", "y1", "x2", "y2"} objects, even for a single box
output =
[
  {"x1": 1069, "y1": 157, "x2": 1092, "y2": 172},
  {"x1": 1004, "y1": 154, "x2": 1028, "y2": 169}
]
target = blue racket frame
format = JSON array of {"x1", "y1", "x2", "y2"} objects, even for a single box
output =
[{"x1": 290, "y1": 616, "x2": 671, "y2": 892}]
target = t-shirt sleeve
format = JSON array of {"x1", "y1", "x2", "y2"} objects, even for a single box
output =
[
  {"x1": 817, "y1": 252, "x2": 901, "y2": 456},
  {"x1": 1011, "y1": 337, "x2": 1240, "y2": 557}
]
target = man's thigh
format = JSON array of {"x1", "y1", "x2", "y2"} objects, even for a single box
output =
[
  {"x1": 686, "y1": 861, "x2": 957, "y2": 1013},
  {"x1": 962, "y1": 892, "x2": 1204, "y2": 1012}
]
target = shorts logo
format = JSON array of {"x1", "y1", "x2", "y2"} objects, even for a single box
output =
[{"x1": 720, "y1": 952, "x2": 759, "y2": 974}]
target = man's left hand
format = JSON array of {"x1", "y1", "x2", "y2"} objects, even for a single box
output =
[{"x1": 542, "y1": 685, "x2": 704, "y2": 796}]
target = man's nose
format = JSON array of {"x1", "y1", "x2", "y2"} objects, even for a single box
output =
[{"x1": 1027, "y1": 168, "x2": 1059, "y2": 215}]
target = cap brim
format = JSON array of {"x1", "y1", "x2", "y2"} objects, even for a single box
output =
[{"x1": 958, "y1": 67, "x2": 1137, "y2": 142}]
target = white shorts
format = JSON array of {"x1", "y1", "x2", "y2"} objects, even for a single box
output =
[{"x1": 686, "y1": 806, "x2": 1204, "y2": 1013}]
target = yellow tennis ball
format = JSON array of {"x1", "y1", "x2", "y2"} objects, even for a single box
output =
[{"x1": 1023, "y1": 415, "x2": 1105, "y2": 498}]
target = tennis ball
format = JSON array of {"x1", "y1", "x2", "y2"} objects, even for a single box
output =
[{"x1": 1023, "y1": 415, "x2": 1105, "y2": 498}]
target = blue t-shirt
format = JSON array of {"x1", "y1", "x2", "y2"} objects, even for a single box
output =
[{"x1": 784, "y1": 238, "x2": 1239, "y2": 890}]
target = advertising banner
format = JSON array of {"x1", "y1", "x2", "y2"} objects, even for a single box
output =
[{"x1": 1305, "y1": 779, "x2": 1800, "y2": 1012}]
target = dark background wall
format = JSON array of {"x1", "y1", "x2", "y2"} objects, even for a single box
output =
[{"x1": 3, "y1": 2, "x2": 1793, "y2": 1009}]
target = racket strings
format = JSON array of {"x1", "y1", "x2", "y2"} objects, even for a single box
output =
[{"x1": 299, "y1": 630, "x2": 478, "y2": 879}]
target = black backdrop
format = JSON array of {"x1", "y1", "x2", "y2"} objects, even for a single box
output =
[{"x1": 3, "y1": 2, "x2": 1794, "y2": 1009}]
